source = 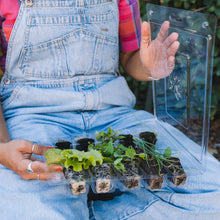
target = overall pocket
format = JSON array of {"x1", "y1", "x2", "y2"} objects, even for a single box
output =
[
  {"x1": 62, "y1": 29, "x2": 118, "y2": 75},
  {"x1": 19, "y1": 38, "x2": 68, "y2": 78},
  {"x1": 19, "y1": 29, "x2": 118, "y2": 78},
  {"x1": 19, "y1": 2, "x2": 119, "y2": 78}
]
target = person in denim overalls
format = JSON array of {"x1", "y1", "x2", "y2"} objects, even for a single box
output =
[{"x1": 0, "y1": 0, "x2": 220, "y2": 219}]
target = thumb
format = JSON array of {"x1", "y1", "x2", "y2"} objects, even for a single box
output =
[{"x1": 140, "y1": 21, "x2": 151, "y2": 49}]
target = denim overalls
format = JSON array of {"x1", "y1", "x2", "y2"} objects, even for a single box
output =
[
  {"x1": 1, "y1": 0, "x2": 220, "y2": 219},
  {"x1": 0, "y1": 0, "x2": 139, "y2": 144}
]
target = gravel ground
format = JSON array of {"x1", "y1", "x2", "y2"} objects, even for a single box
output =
[{"x1": 173, "y1": 118, "x2": 220, "y2": 160}]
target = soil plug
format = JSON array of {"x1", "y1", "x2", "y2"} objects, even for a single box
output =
[
  {"x1": 139, "y1": 131, "x2": 157, "y2": 148},
  {"x1": 55, "y1": 141, "x2": 73, "y2": 150},
  {"x1": 119, "y1": 134, "x2": 135, "y2": 148},
  {"x1": 161, "y1": 157, "x2": 187, "y2": 186},
  {"x1": 140, "y1": 157, "x2": 163, "y2": 189},
  {"x1": 76, "y1": 138, "x2": 95, "y2": 152},
  {"x1": 118, "y1": 161, "x2": 140, "y2": 190},
  {"x1": 63, "y1": 167, "x2": 89, "y2": 195},
  {"x1": 91, "y1": 163, "x2": 113, "y2": 193}
]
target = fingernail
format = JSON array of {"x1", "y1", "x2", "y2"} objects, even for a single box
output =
[
  {"x1": 47, "y1": 146, "x2": 54, "y2": 149},
  {"x1": 56, "y1": 167, "x2": 63, "y2": 172}
]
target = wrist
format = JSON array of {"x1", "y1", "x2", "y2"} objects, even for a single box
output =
[
  {"x1": 0, "y1": 142, "x2": 6, "y2": 164},
  {"x1": 0, "y1": 137, "x2": 11, "y2": 143}
]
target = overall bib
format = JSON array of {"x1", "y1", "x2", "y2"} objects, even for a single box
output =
[
  {"x1": 0, "y1": 0, "x2": 139, "y2": 145},
  {"x1": 0, "y1": 0, "x2": 220, "y2": 219}
]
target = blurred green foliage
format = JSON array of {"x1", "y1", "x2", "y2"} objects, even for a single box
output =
[{"x1": 130, "y1": 0, "x2": 220, "y2": 118}]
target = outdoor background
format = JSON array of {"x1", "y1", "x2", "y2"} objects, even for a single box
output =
[
  {"x1": 122, "y1": 0, "x2": 220, "y2": 156},
  {"x1": 126, "y1": 0, "x2": 220, "y2": 117}
]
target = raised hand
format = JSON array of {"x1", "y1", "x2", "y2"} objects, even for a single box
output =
[{"x1": 140, "y1": 21, "x2": 180, "y2": 80}]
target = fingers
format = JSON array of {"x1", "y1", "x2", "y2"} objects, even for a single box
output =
[
  {"x1": 6, "y1": 139, "x2": 63, "y2": 181},
  {"x1": 38, "y1": 172, "x2": 64, "y2": 181},
  {"x1": 19, "y1": 160, "x2": 63, "y2": 181},
  {"x1": 157, "y1": 22, "x2": 180, "y2": 57},
  {"x1": 156, "y1": 21, "x2": 170, "y2": 43},
  {"x1": 167, "y1": 56, "x2": 175, "y2": 70},
  {"x1": 32, "y1": 143, "x2": 52, "y2": 155},
  {"x1": 24, "y1": 160, "x2": 63, "y2": 173},
  {"x1": 30, "y1": 155, "x2": 43, "y2": 162},
  {"x1": 163, "y1": 32, "x2": 179, "y2": 49},
  {"x1": 167, "y1": 41, "x2": 180, "y2": 57},
  {"x1": 140, "y1": 21, "x2": 150, "y2": 48},
  {"x1": 24, "y1": 171, "x2": 64, "y2": 181},
  {"x1": 17, "y1": 139, "x2": 53, "y2": 156}
]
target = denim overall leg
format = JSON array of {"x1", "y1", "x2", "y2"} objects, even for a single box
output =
[{"x1": 89, "y1": 110, "x2": 220, "y2": 219}]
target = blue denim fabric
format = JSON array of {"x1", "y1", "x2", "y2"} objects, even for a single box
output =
[
  {"x1": 89, "y1": 114, "x2": 220, "y2": 220},
  {"x1": 0, "y1": 0, "x2": 220, "y2": 219},
  {"x1": 4, "y1": 0, "x2": 119, "y2": 80}
]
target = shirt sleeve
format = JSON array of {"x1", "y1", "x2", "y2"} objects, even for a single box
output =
[
  {"x1": 0, "y1": 0, "x2": 20, "y2": 42},
  {"x1": 0, "y1": 16, "x2": 7, "y2": 75},
  {"x1": 118, "y1": 0, "x2": 141, "y2": 52}
]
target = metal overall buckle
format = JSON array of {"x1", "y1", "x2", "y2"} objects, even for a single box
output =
[{"x1": 20, "y1": 0, "x2": 34, "y2": 7}]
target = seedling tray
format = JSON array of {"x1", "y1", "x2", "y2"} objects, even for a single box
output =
[{"x1": 45, "y1": 127, "x2": 187, "y2": 195}]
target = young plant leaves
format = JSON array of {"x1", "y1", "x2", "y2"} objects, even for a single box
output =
[
  {"x1": 125, "y1": 148, "x2": 136, "y2": 160},
  {"x1": 45, "y1": 148, "x2": 65, "y2": 165},
  {"x1": 45, "y1": 148, "x2": 103, "y2": 172},
  {"x1": 114, "y1": 158, "x2": 126, "y2": 172},
  {"x1": 163, "y1": 147, "x2": 172, "y2": 158}
]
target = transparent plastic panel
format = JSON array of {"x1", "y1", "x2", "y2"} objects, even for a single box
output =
[{"x1": 146, "y1": 4, "x2": 216, "y2": 161}]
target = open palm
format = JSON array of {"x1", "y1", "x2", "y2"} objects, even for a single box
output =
[{"x1": 140, "y1": 21, "x2": 180, "y2": 80}]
